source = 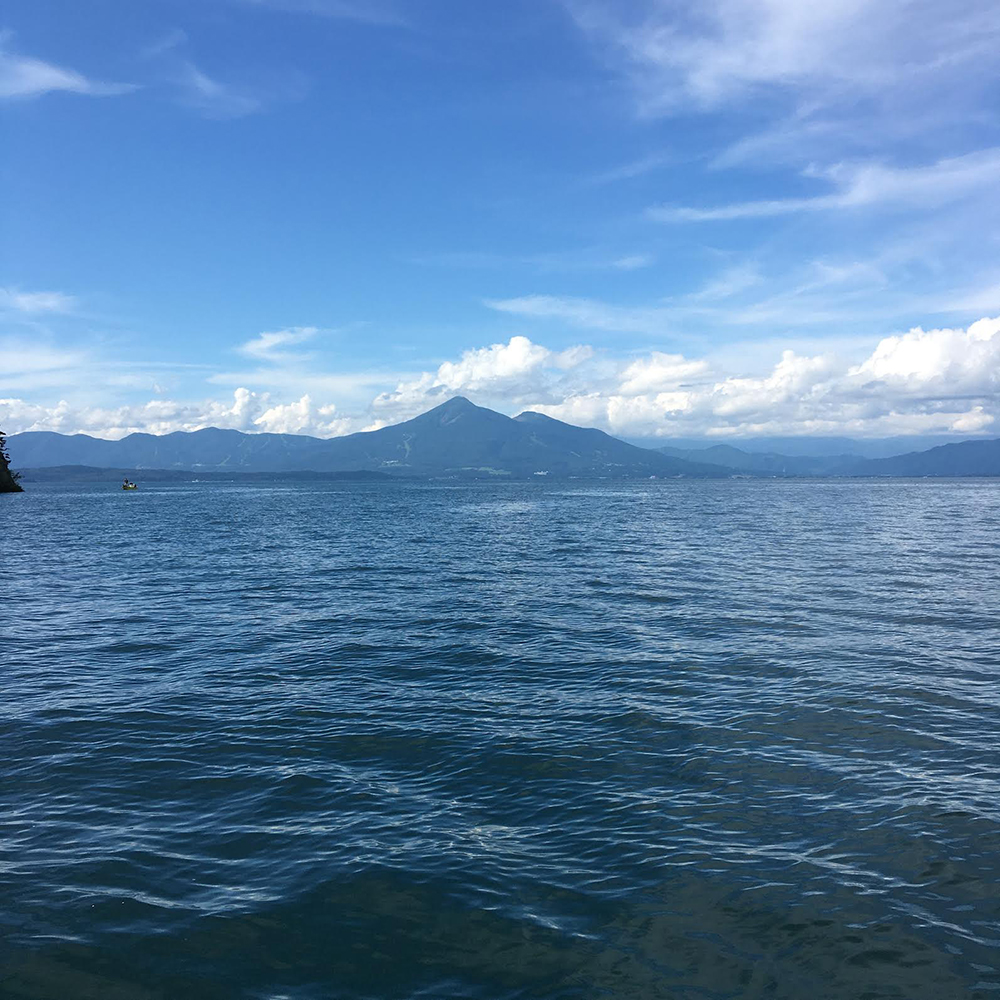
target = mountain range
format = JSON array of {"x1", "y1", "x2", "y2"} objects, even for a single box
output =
[
  {"x1": 7, "y1": 396, "x2": 1000, "y2": 480},
  {"x1": 659, "y1": 440, "x2": 1000, "y2": 477},
  {"x1": 8, "y1": 397, "x2": 728, "y2": 480}
]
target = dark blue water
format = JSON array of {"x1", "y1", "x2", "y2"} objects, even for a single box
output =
[{"x1": 4, "y1": 480, "x2": 1000, "y2": 999}]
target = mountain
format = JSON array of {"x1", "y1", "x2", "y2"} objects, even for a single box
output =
[
  {"x1": 11, "y1": 399, "x2": 997, "y2": 479},
  {"x1": 508, "y1": 410, "x2": 729, "y2": 477},
  {"x1": 6, "y1": 427, "x2": 333, "y2": 472},
  {"x1": 636, "y1": 433, "x2": 969, "y2": 459},
  {"x1": 660, "y1": 438, "x2": 1000, "y2": 477},
  {"x1": 7, "y1": 397, "x2": 732, "y2": 479},
  {"x1": 853, "y1": 438, "x2": 1000, "y2": 477},
  {"x1": 658, "y1": 443, "x2": 855, "y2": 476}
]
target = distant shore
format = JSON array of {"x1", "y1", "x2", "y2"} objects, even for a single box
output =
[
  {"x1": 16, "y1": 466, "x2": 400, "y2": 484},
  {"x1": 15, "y1": 464, "x2": 1000, "y2": 484}
]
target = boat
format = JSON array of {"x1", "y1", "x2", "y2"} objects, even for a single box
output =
[{"x1": 122, "y1": 482, "x2": 138, "y2": 490}]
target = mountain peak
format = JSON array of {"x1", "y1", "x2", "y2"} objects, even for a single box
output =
[
  {"x1": 415, "y1": 396, "x2": 501, "y2": 425},
  {"x1": 431, "y1": 395, "x2": 475, "y2": 413}
]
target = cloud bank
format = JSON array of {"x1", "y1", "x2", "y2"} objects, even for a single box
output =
[
  {"x1": 3, "y1": 319, "x2": 998, "y2": 442},
  {"x1": 0, "y1": 387, "x2": 352, "y2": 439}
]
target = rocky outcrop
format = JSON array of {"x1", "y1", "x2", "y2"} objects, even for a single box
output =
[{"x1": 0, "y1": 430, "x2": 24, "y2": 492}]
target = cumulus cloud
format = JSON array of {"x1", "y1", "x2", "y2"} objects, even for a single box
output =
[
  {"x1": 368, "y1": 318, "x2": 1000, "y2": 437},
  {"x1": 0, "y1": 33, "x2": 135, "y2": 99},
  {"x1": 371, "y1": 335, "x2": 593, "y2": 420},
  {"x1": 525, "y1": 318, "x2": 1000, "y2": 438},
  {"x1": 2, "y1": 388, "x2": 259, "y2": 439},
  {"x1": 850, "y1": 316, "x2": 1000, "y2": 395},
  {"x1": 254, "y1": 394, "x2": 354, "y2": 435},
  {"x1": 5, "y1": 318, "x2": 999, "y2": 441},
  {"x1": 0, "y1": 387, "x2": 363, "y2": 440}
]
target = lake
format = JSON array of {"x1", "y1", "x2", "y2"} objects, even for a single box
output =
[{"x1": 4, "y1": 479, "x2": 999, "y2": 999}]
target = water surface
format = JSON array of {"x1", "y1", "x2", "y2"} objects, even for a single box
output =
[{"x1": 4, "y1": 479, "x2": 1000, "y2": 998}]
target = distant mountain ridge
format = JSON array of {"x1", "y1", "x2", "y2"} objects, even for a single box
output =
[
  {"x1": 7, "y1": 397, "x2": 730, "y2": 480},
  {"x1": 849, "y1": 438, "x2": 1000, "y2": 477},
  {"x1": 660, "y1": 439, "x2": 1000, "y2": 477},
  {"x1": 658, "y1": 443, "x2": 854, "y2": 476},
  {"x1": 635, "y1": 433, "x2": 971, "y2": 459},
  {"x1": 8, "y1": 398, "x2": 999, "y2": 479}
]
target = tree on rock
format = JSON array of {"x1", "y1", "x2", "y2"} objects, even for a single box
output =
[{"x1": 0, "y1": 428, "x2": 24, "y2": 493}]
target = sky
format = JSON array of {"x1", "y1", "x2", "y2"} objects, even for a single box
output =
[{"x1": 2, "y1": 0, "x2": 1000, "y2": 442}]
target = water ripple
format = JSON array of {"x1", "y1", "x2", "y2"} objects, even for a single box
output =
[{"x1": 3, "y1": 479, "x2": 1000, "y2": 999}]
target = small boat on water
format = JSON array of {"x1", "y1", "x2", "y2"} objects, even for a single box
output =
[{"x1": 122, "y1": 479, "x2": 138, "y2": 490}]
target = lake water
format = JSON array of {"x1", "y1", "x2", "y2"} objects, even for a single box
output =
[{"x1": 4, "y1": 479, "x2": 1000, "y2": 999}]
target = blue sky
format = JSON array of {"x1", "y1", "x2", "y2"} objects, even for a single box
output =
[{"x1": 3, "y1": 0, "x2": 1000, "y2": 440}]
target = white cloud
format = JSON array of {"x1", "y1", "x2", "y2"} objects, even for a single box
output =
[
  {"x1": 688, "y1": 264, "x2": 762, "y2": 301},
  {"x1": 412, "y1": 248, "x2": 654, "y2": 274},
  {"x1": 5, "y1": 318, "x2": 999, "y2": 442},
  {"x1": 564, "y1": 0, "x2": 998, "y2": 114},
  {"x1": 525, "y1": 318, "x2": 1000, "y2": 438},
  {"x1": 176, "y1": 62, "x2": 263, "y2": 118},
  {"x1": 0, "y1": 336, "x2": 220, "y2": 397},
  {"x1": 611, "y1": 254, "x2": 654, "y2": 271},
  {"x1": 207, "y1": 368, "x2": 401, "y2": 400},
  {"x1": 254, "y1": 394, "x2": 354, "y2": 435},
  {"x1": 238, "y1": 326, "x2": 320, "y2": 361},
  {"x1": 486, "y1": 295, "x2": 673, "y2": 336},
  {"x1": 370, "y1": 317, "x2": 1000, "y2": 438},
  {"x1": 850, "y1": 316, "x2": 1000, "y2": 396},
  {"x1": 0, "y1": 287, "x2": 76, "y2": 313},
  {"x1": 1, "y1": 388, "x2": 259, "y2": 438},
  {"x1": 565, "y1": 0, "x2": 1000, "y2": 260},
  {"x1": 487, "y1": 245, "x2": 1000, "y2": 339},
  {"x1": 213, "y1": 325, "x2": 403, "y2": 412},
  {"x1": 140, "y1": 29, "x2": 189, "y2": 60},
  {"x1": 233, "y1": 0, "x2": 406, "y2": 26},
  {"x1": 372, "y1": 335, "x2": 594, "y2": 419},
  {"x1": 140, "y1": 30, "x2": 295, "y2": 118},
  {"x1": 1, "y1": 339, "x2": 90, "y2": 393},
  {"x1": 584, "y1": 151, "x2": 675, "y2": 185},
  {"x1": 650, "y1": 148, "x2": 1000, "y2": 222},
  {"x1": 618, "y1": 352, "x2": 710, "y2": 394},
  {"x1": 0, "y1": 387, "x2": 362, "y2": 440},
  {"x1": 0, "y1": 34, "x2": 135, "y2": 99}
]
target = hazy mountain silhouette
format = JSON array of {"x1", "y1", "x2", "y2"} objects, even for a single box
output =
[
  {"x1": 849, "y1": 438, "x2": 1000, "y2": 477},
  {"x1": 660, "y1": 439, "x2": 1000, "y2": 477},
  {"x1": 658, "y1": 444, "x2": 856, "y2": 476},
  {"x1": 636, "y1": 433, "x2": 966, "y2": 459}
]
